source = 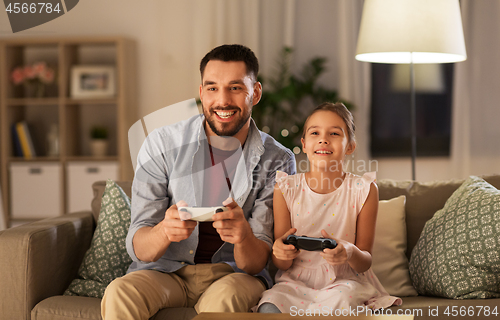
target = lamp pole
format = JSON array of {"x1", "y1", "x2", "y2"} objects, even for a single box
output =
[{"x1": 410, "y1": 54, "x2": 417, "y2": 181}]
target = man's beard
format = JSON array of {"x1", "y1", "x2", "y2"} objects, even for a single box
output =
[{"x1": 204, "y1": 106, "x2": 251, "y2": 137}]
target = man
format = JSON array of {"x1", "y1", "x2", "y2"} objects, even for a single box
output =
[{"x1": 102, "y1": 44, "x2": 296, "y2": 319}]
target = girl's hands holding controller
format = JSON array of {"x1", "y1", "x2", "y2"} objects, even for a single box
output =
[
  {"x1": 319, "y1": 229, "x2": 354, "y2": 266},
  {"x1": 273, "y1": 228, "x2": 300, "y2": 261}
]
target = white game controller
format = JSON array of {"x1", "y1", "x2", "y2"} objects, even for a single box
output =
[{"x1": 178, "y1": 206, "x2": 228, "y2": 222}]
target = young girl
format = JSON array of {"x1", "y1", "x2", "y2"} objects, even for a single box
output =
[{"x1": 256, "y1": 102, "x2": 401, "y2": 313}]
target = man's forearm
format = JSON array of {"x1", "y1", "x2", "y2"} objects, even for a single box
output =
[
  {"x1": 132, "y1": 225, "x2": 171, "y2": 262},
  {"x1": 234, "y1": 234, "x2": 270, "y2": 275}
]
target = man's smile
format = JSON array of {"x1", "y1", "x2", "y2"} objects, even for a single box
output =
[{"x1": 215, "y1": 110, "x2": 237, "y2": 119}]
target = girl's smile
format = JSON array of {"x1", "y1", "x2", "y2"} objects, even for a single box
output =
[
  {"x1": 301, "y1": 110, "x2": 355, "y2": 170},
  {"x1": 314, "y1": 148, "x2": 333, "y2": 155}
]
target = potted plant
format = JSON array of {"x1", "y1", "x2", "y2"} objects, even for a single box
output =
[{"x1": 90, "y1": 126, "x2": 108, "y2": 157}]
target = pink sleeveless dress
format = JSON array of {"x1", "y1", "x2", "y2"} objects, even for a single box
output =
[{"x1": 257, "y1": 171, "x2": 401, "y2": 313}]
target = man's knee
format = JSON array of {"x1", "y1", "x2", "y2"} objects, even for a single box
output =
[
  {"x1": 101, "y1": 276, "x2": 144, "y2": 320},
  {"x1": 219, "y1": 273, "x2": 264, "y2": 293},
  {"x1": 104, "y1": 276, "x2": 129, "y2": 297},
  {"x1": 102, "y1": 275, "x2": 144, "y2": 308},
  {"x1": 104, "y1": 270, "x2": 186, "y2": 305},
  {"x1": 102, "y1": 270, "x2": 188, "y2": 320},
  {"x1": 196, "y1": 273, "x2": 265, "y2": 312}
]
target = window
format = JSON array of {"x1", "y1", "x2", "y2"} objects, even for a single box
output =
[{"x1": 370, "y1": 63, "x2": 454, "y2": 157}]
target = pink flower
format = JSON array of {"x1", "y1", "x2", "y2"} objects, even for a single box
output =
[
  {"x1": 11, "y1": 67, "x2": 24, "y2": 85},
  {"x1": 33, "y1": 62, "x2": 47, "y2": 75},
  {"x1": 40, "y1": 69, "x2": 55, "y2": 84},
  {"x1": 11, "y1": 62, "x2": 55, "y2": 85},
  {"x1": 24, "y1": 66, "x2": 36, "y2": 80}
]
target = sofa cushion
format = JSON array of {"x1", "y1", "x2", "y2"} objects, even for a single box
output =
[
  {"x1": 64, "y1": 180, "x2": 132, "y2": 298},
  {"x1": 378, "y1": 174, "x2": 500, "y2": 260},
  {"x1": 31, "y1": 296, "x2": 197, "y2": 320},
  {"x1": 409, "y1": 176, "x2": 500, "y2": 299},
  {"x1": 378, "y1": 178, "x2": 465, "y2": 261},
  {"x1": 91, "y1": 180, "x2": 132, "y2": 222},
  {"x1": 32, "y1": 296, "x2": 102, "y2": 320},
  {"x1": 372, "y1": 196, "x2": 417, "y2": 297}
]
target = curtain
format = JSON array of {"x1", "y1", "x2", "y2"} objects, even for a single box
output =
[
  {"x1": 190, "y1": 0, "x2": 296, "y2": 87},
  {"x1": 335, "y1": 0, "x2": 371, "y2": 175},
  {"x1": 188, "y1": 0, "x2": 370, "y2": 174},
  {"x1": 451, "y1": 0, "x2": 500, "y2": 178}
]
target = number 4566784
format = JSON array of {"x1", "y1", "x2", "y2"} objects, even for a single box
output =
[
  {"x1": 444, "y1": 306, "x2": 498, "y2": 317},
  {"x1": 6, "y1": 3, "x2": 61, "y2": 14}
]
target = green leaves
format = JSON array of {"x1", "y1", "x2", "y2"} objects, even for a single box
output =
[{"x1": 253, "y1": 47, "x2": 353, "y2": 151}]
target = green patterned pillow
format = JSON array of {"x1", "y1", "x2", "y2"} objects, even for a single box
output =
[
  {"x1": 409, "y1": 176, "x2": 500, "y2": 299},
  {"x1": 64, "y1": 180, "x2": 132, "y2": 298}
]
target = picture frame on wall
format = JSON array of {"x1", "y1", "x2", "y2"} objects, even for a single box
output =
[{"x1": 71, "y1": 66, "x2": 116, "y2": 99}]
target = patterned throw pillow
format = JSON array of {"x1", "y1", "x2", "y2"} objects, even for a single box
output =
[
  {"x1": 64, "y1": 180, "x2": 132, "y2": 298},
  {"x1": 409, "y1": 176, "x2": 500, "y2": 299}
]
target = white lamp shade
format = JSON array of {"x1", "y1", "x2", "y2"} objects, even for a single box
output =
[{"x1": 355, "y1": 0, "x2": 467, "y2": 64}]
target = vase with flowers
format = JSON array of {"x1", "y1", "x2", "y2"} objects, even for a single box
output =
[{"x1": 11, "y1": 62, "x2": 56, "y2": 98}]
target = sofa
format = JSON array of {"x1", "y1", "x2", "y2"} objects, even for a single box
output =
[{"x1": 1, "y1": 175, "x2": 499, "y2": 320}]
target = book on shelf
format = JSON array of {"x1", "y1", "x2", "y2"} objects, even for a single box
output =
[
  {"x1": 11, "y1": 124, "x2": 23, "y2": 157},
  {"x1": 15, "y1": 121, "x2": 37, "y2": 159}
]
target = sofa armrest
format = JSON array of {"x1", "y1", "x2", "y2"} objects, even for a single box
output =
[{"x1": 0, "y1": 211, "x2": 95, "y2": 320}]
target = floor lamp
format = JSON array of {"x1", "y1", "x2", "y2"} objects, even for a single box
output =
[
  {"x1": 355, "y1": 0, "x2": 467, "y2": 181},
  {"x1": 0, "y1": 185, "x2": 5, "y2": 230}
]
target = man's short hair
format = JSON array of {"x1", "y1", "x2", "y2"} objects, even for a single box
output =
[{"x1": 200, "y1": 44, "x2": 259, "y2": 82}]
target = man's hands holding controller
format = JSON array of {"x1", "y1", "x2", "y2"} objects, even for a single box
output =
[
  {"x1": 133, "y1": 197, "x2": 266, "y2": 272},
  {"x1": 159, "y1": 200, "x2": 197, "y2": 243},
  {"x1": 162, "y1": 198, "x2": 252, "y2": 245},
  {"x1": 211, "y1": 197, "x2": 252, "y2": 244}
]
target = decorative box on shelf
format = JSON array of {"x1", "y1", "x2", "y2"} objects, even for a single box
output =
[
  {"x1": 9, "y1": 162, "x2": 62, "y2": 219},
  {"x1": 67, "y1": 161, "x2": 119, "y2": 213}
]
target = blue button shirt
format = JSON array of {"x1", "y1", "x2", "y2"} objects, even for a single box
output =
[{"x1": 126, "y1": 114, "x2": 296, "y2": 287}]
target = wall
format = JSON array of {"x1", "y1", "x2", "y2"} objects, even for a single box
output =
[
  {"x1": 0, "y1": 0, "x2": 349, "y2": 122},
  {"x1": 1, "y1": 0, "x2": 498, "y2": 182},
  {"x1": 0, "y1": 1, "x2": 201, "y2": 118}
]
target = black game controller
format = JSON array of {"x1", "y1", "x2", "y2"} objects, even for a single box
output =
[{"x1": 283, "y1": 235, "x2": 337, "y2": 251}]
